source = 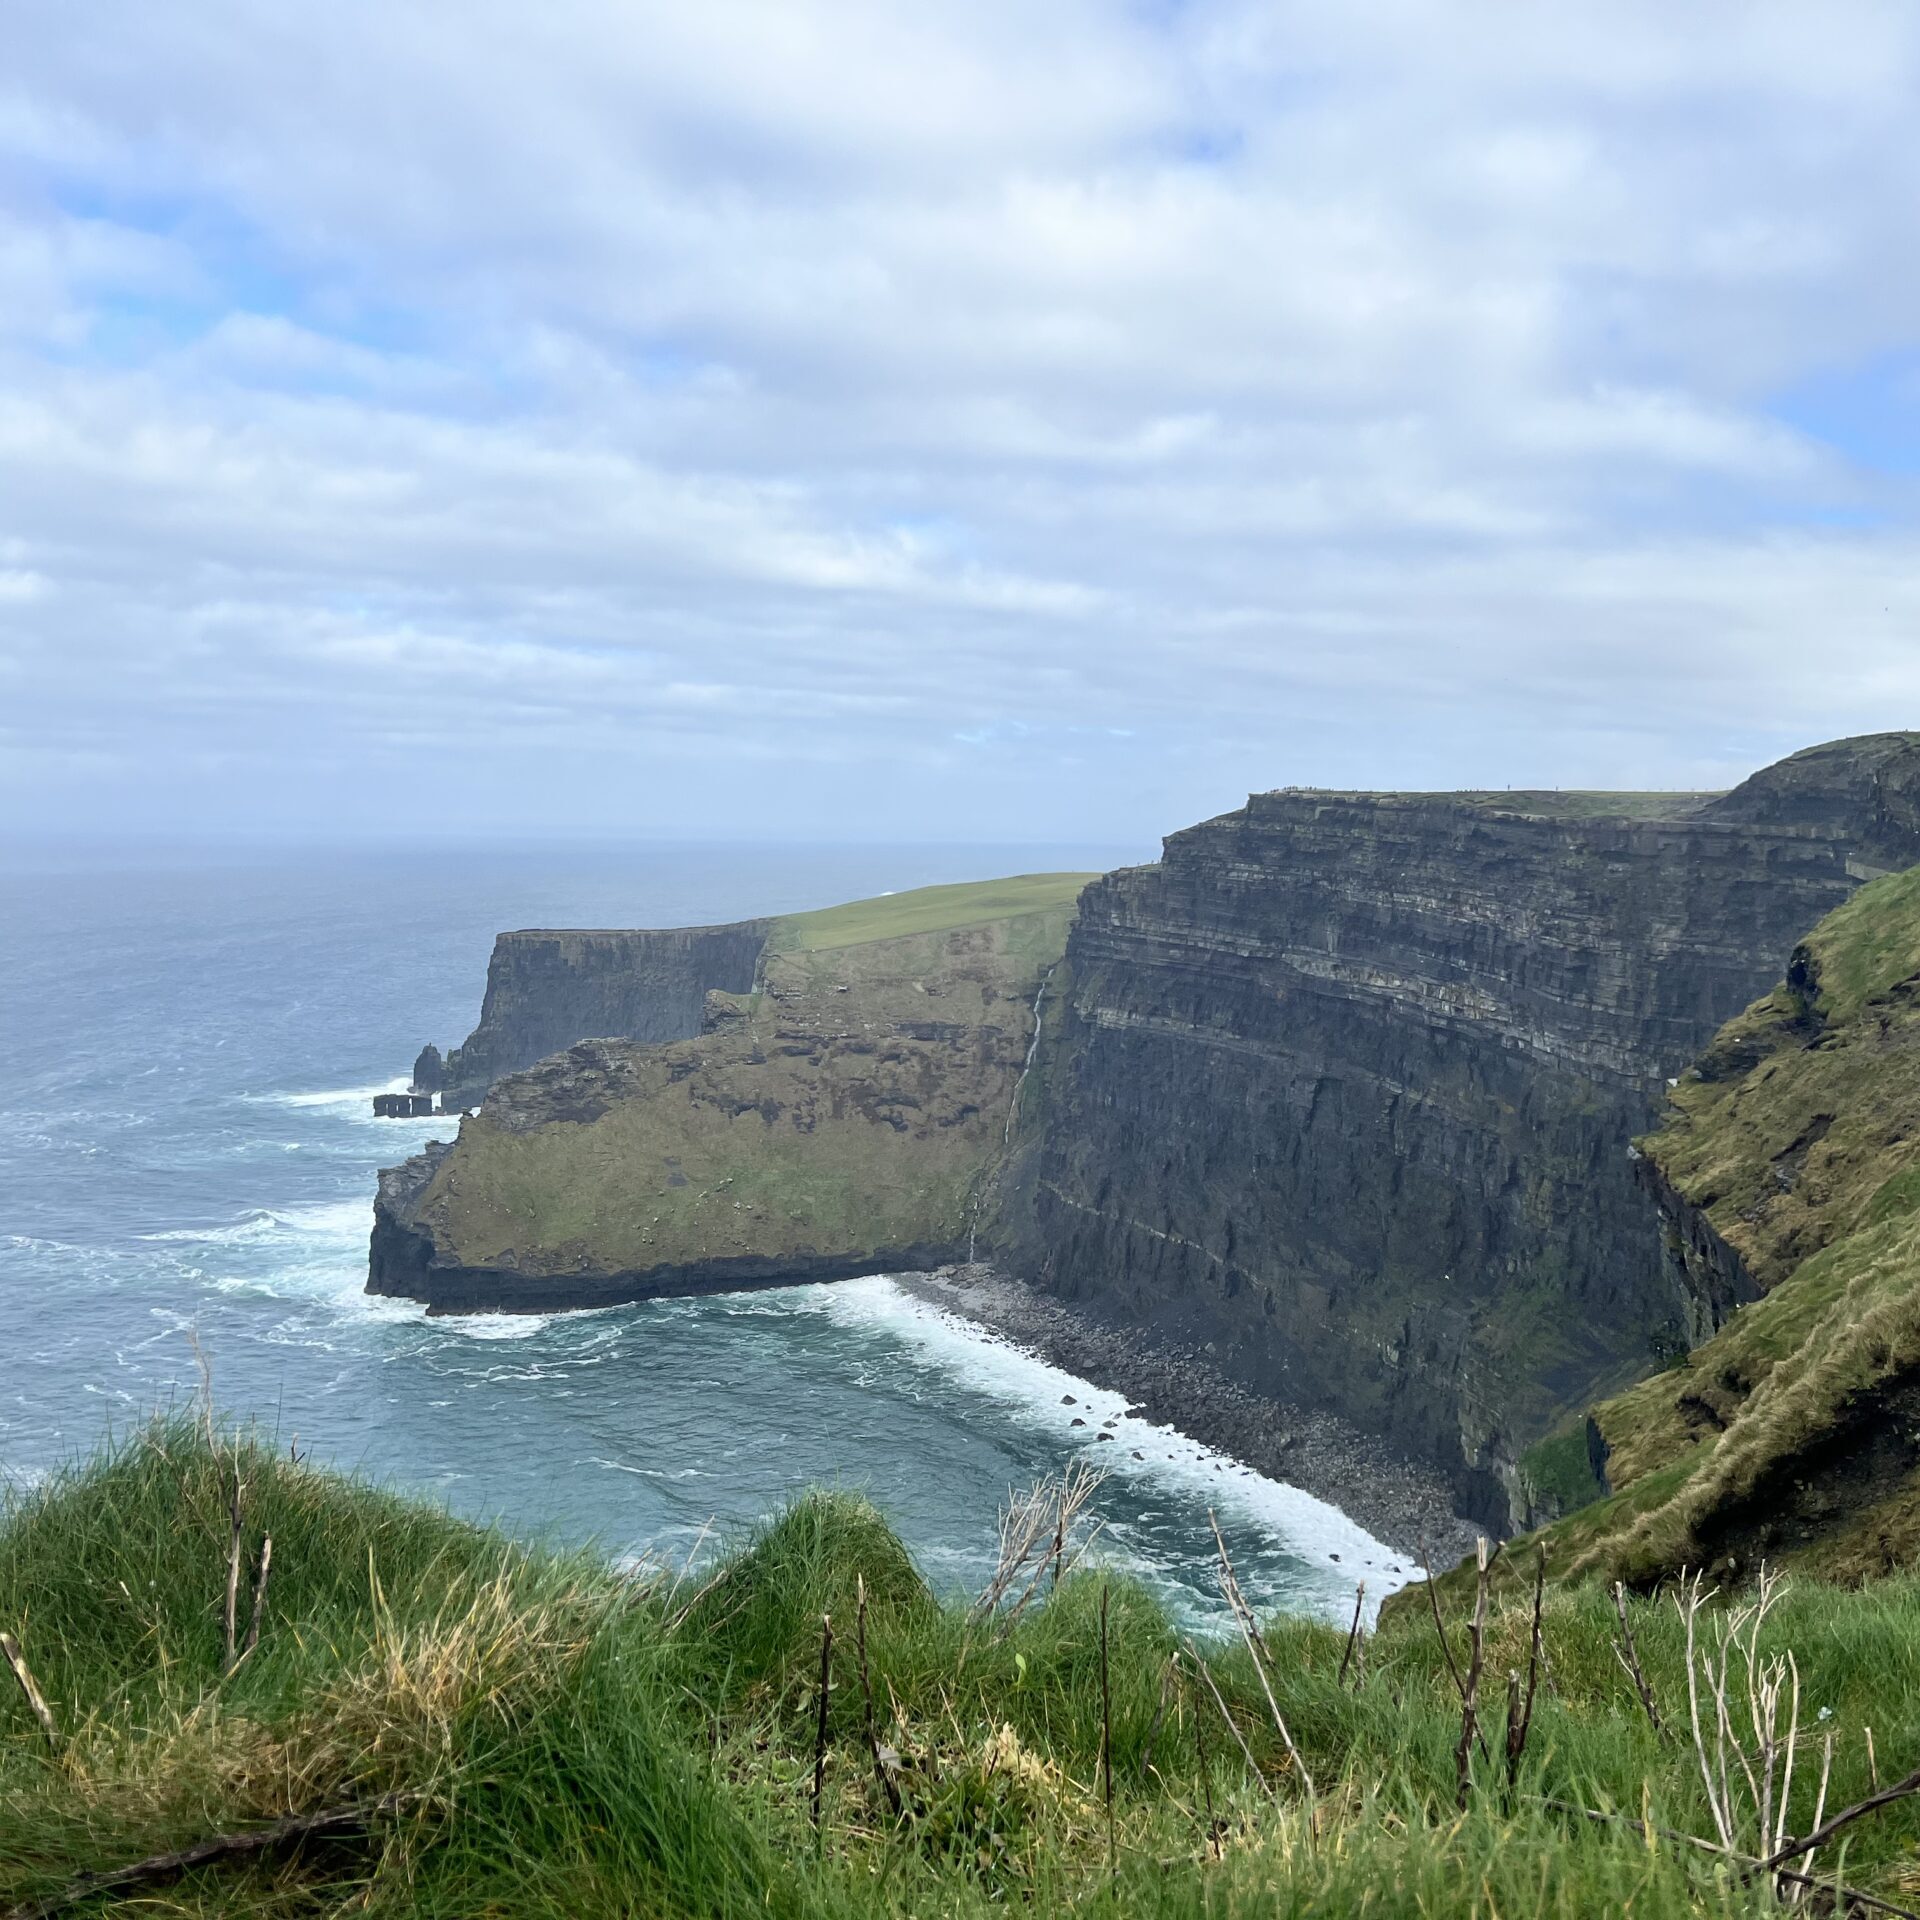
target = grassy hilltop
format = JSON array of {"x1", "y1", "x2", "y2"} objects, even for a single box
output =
[{"x1": 9, "y1": 1421, "x2": 1920, "y2": 1917}]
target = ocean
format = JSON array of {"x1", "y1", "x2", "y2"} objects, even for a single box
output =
[{"x1": 0, "y1": 841, "x2": 1405, "y2": 1626}]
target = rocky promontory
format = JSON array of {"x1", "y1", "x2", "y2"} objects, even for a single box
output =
[{"x1": 369, "y1": 877, "x2": 1095, "y2": 1313}]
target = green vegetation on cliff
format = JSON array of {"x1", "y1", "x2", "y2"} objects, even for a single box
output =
[
  {"x1": 770, "y1": 874, "x2": 1099, "y2": 952},
  {"x1": 382, "y1": 886, "x2": 1088, "y2": 1301},
  {"x1": 1449, "y1": 864, "x2": 1920, "y2": 1594},
  {"x1": 12, "y1": 1421, "x2": 1920, "y2": 1917}
]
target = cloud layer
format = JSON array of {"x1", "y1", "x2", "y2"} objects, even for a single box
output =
[{"x1": 4, "y1": 1, "x2": 1919, "y2": 840}]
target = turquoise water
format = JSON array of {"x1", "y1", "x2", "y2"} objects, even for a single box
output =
[{"x1": 0, "y1": 843, "x2": 1409, "y2": 1626}]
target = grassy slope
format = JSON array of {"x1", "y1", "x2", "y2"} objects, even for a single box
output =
[
  {"x1": 770, "y1": 874, "x2": 1098, "y2": 952},
  {"x1": 10, "y1": 1422, "x2": 1920, "y2": 1917},
  {"x1": 420, "y1": 902, "x2": 1081, "y2": 1277},
  {"x1": 1436, "y1": 866, "x2": 1920, "y2": 1596}
]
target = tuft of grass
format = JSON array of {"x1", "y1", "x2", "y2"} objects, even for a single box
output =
[{"x1": 10, "y1": 1419, "x2": 1920, "y2": 1915}]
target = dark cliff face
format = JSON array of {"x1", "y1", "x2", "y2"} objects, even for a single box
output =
[
  {"x1": 994, "y1": 774, "x2": 1897, "y2": 1529},
  {"x1": 436, "y1": 922, "x2": 771, "y2": 1104},
  {"x1": 1702, "y1": 731, "x2": 1920, "y2": 873}
]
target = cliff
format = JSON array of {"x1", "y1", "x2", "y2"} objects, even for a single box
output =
[
  {"x1": 427, "y1": 921, "x2": 773, "y2": 1106},
  {"x1": 990, "y1": 736, "x2": 1920, "y2": 1529},
  {"x1": 369, "y1": 877, "x2": 1093, "y2": 1312},
  {"x1": 1510, "y1": 861, "x2": 1920, "y2": 1588}
]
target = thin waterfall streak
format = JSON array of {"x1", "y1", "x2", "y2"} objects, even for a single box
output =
[{"x1": 969, "y1": 964, "x2": 1057, "y2": 1262}]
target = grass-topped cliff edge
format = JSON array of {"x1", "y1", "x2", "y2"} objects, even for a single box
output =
[
  {"x1": 11, "y1": 1418, "x2": 1920, "y2": 1917},
  {"x1": 372, "y1": 877, "x2": 1093, "y2": 1311},
  {"x1": 1426, "y1": 861, "x2": 1920, "y2": 1604}
]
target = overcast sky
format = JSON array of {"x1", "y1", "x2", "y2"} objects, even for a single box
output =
[{"x1": 3, "y1": 2, "x2": 1918, "y2": 844}]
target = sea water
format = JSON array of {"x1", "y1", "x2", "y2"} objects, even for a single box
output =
[{"x1": 0, "y1": 842, "x2": 1410, "y2": 1627}]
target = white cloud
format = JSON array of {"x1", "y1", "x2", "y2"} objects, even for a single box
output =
[{"x1": 0, "y1": 0, "x2": 1917, "y2": 839}]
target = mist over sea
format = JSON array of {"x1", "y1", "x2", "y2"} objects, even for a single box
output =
[{"x1": 0, "y1": 841, "x2": 1408, "y2": 1626}]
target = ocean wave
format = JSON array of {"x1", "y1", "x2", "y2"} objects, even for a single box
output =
[
  {"x1": 255, "y1": 1078, "x2": 411, "y2": 1111},
  {"x1": 139, "y1": 1198, "x2": 372, "y2": 1246},
  {"x1": 809, "y1": 1276, "x2": 1407, "y2": 1620}
]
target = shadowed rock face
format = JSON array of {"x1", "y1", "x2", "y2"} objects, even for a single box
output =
[
  {"x1": 992, "y1": 739, "x2": 1919, "y2": 1529},
  {"x1": 434, "y1": 922, "x2": 772, "y2": 1106}
]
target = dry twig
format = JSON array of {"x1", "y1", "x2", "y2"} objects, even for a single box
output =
[
  {"x1": 1099, "y1": 1583, "x2": 1116, "y2": 1872},
  {"x1": 1454, "y1": 1536, "x2": 1490, "y2": 1808},
  {"x1": 1611, "y1": 1580, "x2": 1665, "y2": 1738},
  {"x1": 241, "y1": 1534, "x2": 272, "y2": 1663},
  {"x1": 854, "y1": 1576, "x2": 902, "y2": 1821},
  {"x1": 0, "y1": 1632, "x2": 59, "y2": 1754},
  {"x1": 1338, "y1": 1583, "x2": 1366, "y2": 1689},
  {"x1": 812, "y1": 1612, "x2": 833, "y2": 1838},
  {"x1": 1208, "y1": 1510, "x2": 1314, "y2": 1806},
  {"x1": 2, "y1": 1796, "x2": 412, "y2": 1920}
]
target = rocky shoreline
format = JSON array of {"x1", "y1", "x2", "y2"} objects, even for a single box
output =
[{"x1": 897, "y1": 1264, "x2": 1481, "y2": 1569}]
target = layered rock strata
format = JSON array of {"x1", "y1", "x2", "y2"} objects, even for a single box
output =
[
  {"x1": 992, "y1": 737, "x2": 1920, "y2": 1528},
  {"x1": 370, "y1": 890, "x2": 1084, "y2": 1313},
  {"x1": 431, "y1": 923, "x2": 772, "y2": 1107}
]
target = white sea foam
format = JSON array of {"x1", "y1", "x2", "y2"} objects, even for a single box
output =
[
  {"x1": 140, "y1": 1198, "x2": 373, "y2": 1246},
  {"x1": 806, "y1": 1275, "x2": 1409, "y2": 1620},
  {"x1": 260, "y1": 1078, "x2": 410, "y2": 1111}
]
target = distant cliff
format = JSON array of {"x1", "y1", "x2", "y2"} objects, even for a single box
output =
[
  {"x1": 425, "y1": 923, "x2": 772, "y2": 1106},
  {"x1": 370, "y1": 878, "x2": 1094, "y2": 1313},
  {"x1": 989, "y1": 735, "x2": 1920, "y2": 1529}
]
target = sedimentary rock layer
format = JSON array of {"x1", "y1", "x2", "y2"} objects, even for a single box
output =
[
  {"x1": 432, "y1": 922, "x2": 772, "y2": 1105},
  {"x1": 994, "y1": 737, "x2": 1919, "y2": 1528},
  {"x1": 370, "y1": 889, "x2": 1084, "y2": 1312}
]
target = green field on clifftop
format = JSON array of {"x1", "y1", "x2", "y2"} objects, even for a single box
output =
[
  {"x1": 769, "y1": 872, "x2": 1098, "y2": 951},
  {"x1": 12, "y1": 1419, "x2": 1920, "y2": 1918}
]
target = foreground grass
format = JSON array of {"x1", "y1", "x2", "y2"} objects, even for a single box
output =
[{"x1": 5, "y1": 1423, "x2": 1920, "y2": 1917}]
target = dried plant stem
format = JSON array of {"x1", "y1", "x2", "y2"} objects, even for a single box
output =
[
  {"x1": 1187, "y1": 1656, "x2": 1221, "y2": 1859},
  {"x1": 1185, "y1": 1638, "x2": 1277, "y2": 1807},
  {"x1": 1536, "y1": 1797, "x2": 1920, "y2": 1920},
  {"x1": 855, "y1": 1577, "x2": 901, "y2": 1820},
  {"x1": 222, "y1": 1463, "x2": 246, "y2": 1670},
  {"x1": 811, "y1": 1613, "x2": 833, "y2": 1839},
  {"x1": 1208, "y1": 1510, "x2": 1314, "y2": 1806},
  {"x1": 1612, "y1": 1580, "x2": 1665, "y2": 1738},
  {"x1": 1454, "y1": 1537, "x2": 1490, "y2": 1808},
  {"x1": 1503, "y1": 1546, "x2": 1547, "y2": 1794},
  {"x1": 1337, "y1": 1583, "x2": 1366, "y2": 1689},
  {"x1": 1099, "y1": 1583, "x2": 1115, "y2": 1872},
  {"x1": 1419, "y1": 1534, "x2": 1491, "y2": 1763},
  {"x1": 0, "y1": 1632, "x2": 59, "y2": 1753},
  {"x1": 1752, "y1": 1761, "x2": 1920, "y2": 1881},
  {"x1": 241, "y1": 1535, "x2": 272, "y2": 1663}
]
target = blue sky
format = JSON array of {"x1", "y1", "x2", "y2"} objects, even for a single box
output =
[{"x1": 3, "y1": 0, "x2": 1918, "y2": 843}]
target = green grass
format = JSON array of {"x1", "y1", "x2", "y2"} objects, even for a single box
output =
[
  {"x1": 769, "y1": 874, "x2": 1099, "y2": 952},
  {"x1": 9, "y1": 1421, "x2": 1920, "y2": 1917},
  {"x1": 1435, "y1": 790, "x2": 1721, "y2": 821},
  {"x1": 1799, "y1": 860, "x2": 1920, "y2": 1022}
]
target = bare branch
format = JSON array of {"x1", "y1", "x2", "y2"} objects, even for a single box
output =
[
  {"x1": 3, "y1": 1796, "x2": 412, "y2": 1920},
  {"x1": 0, "y1": 1632, "x2": 59, "y2": 1754}
]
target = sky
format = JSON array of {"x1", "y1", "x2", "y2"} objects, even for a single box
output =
[{"x1": 3, "y1": 1, "x2": 1919, "y2": 845}]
